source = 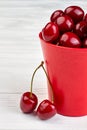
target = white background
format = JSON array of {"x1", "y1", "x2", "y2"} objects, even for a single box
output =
[{"x1": 0, "y1": 0, "x2": 87, "y2": 130}]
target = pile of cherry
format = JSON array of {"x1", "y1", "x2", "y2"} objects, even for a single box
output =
[{"x1": 41, "y1": 6, "x2": 87, "y2": 48}]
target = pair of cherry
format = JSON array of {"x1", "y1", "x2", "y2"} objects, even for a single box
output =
[{"x1": 20, "y1": 61, "x2": 56, "y2": 120}]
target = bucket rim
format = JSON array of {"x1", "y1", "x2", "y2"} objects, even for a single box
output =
[{"x1": 39, "y1": 32, "x2": 87, "y2": 52}]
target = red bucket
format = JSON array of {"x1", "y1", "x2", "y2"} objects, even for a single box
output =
[{"x1": 39, "y1": 32, "x2": 87, "y2": 116}]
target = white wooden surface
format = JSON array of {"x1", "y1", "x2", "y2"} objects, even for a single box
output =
[{"x1": 1, "y1": 0, "x2": 87, "y2": 129}]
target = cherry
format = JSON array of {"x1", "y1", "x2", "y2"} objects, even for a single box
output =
[
  {"x1": 20, "y1": 92, "x2": 38, "y2": 113},
  {"x1": 82, "y1": 38, "x2": 87, "y2": 48},
  {"x1": 64, "y1": 6, "x2": 84, "y2": 24},
  {"x1": 74, "y1": 21, "x2": 87, "y2": 39},
  {"x1": 50, "y1": 10, "x2": 64, "y2": 22},
  {"x1": 56, "y1": 15, "x2": 74, "y2": 34},
  {"x1": 59, "y1": 32, "x2": 81, "y2": 48},
  {"x1": 36, "y1": 63, "x2": 56, "y2": 120},
  {"x1": 42, "y1": 22, "x2": 59, "y2": 42},
  {"x1": 20, "y1": 62, "x2": 44, "y2": 113},
  {"x1": 37, "y1": 99, "x2": 56, "y2": 120},
  {"x1": 84, "y1": 13, "x2": 87, "y2": 22}
]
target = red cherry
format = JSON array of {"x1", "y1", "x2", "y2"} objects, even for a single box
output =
[
  {"x1": 74, "y1": 21, "x2": 87, "y2": 39},
  {"x1": 37, "y1": 99, "x2": 56, "y2": 120},
  {"x1": 42, "y1": 22, "x2": 59, "y2": 42},
  {"x1": 82, "y1": 38, "x2": 87, "y2": 48},
  {"x1": 56, "y1": 15, "x2": 74, "y2": 34},
  {"x1": 84, "y1": 14, "x2": 87, "y2": 22},
  {"x1": 59, "y1": 32, "x2": 81, "y2": 48},
  {"x1": 20, "y1": 62, "x2": 43, "y2": 114},
  {"x1": 50, "y1": 10, "x2": 64, "y2": 22},
  {"x1": 20, "y1": 92, "x2": 38, "y2": 113},
  {"x1": 64, "y1": 6, "x2": 84, "y2": 24}
]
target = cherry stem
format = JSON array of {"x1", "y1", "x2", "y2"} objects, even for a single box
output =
[
  {"x1": 30, "y1": 61, "x2": 54, "y2": 103},
  {"x1": 41, "y1": 63, "x2": 54, "y2": 103},
  {"x1": 30, "y1": 61, "x2": 44, "y2": 97}
]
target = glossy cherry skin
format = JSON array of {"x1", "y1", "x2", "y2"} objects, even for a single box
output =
[
  {"x1": 75, "y1": 21, "x2": 87, "y2": 39},
  {"x1": 82, "y1": 38, "x2": 87, "y2": 48},
  {"x1": 56, "y1": 15, "x2": 74, "y2": 34},
  {"x1": 20, "y1": 92, "x2": 38, "y2": 113},
  {"x1": 50, "y1": 10, "x2": 64, "y2": 22},
  {"x1": 59, "y1": 32, "x2": 81, "y2": 48},
  {"x1": 42, "y1": 22, "x2": 59, "y2": 42},
  {"x1": 37, "y1": 99, "x2": 56, "y2": 120},
  {"x1": 84, "y1": 14, "x2": 87, "y2": 22},
  {"x1": 64, "y1": 6, "x2": 84, "y2": 24}
]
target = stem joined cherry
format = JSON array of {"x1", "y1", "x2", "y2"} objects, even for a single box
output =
[{"x1": 20, "y1": 61, "x2": 56, "y2": 119}]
